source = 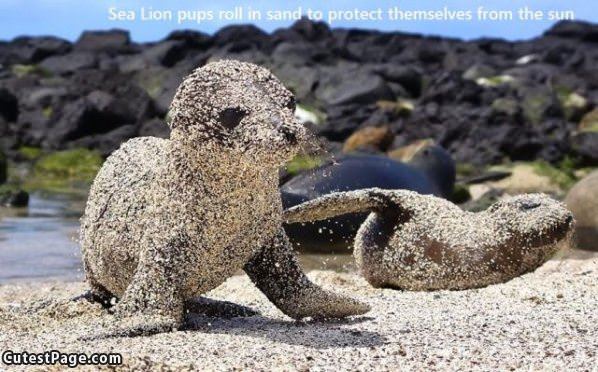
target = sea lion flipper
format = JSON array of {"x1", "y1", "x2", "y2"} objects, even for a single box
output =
[
  {"x1": 283, "y1": 188, "x2": 404, "y2": 223},
  {"x1": 112, "y1": 236, "x2": 187, "y2": 327},
  {"x1": 244, "y1": 230, "x2": 370, "y2": 319}
]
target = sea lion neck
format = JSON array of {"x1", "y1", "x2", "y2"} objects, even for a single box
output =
[{"x1": 169, "y1": 139, "x2": 279, "y2": 192}]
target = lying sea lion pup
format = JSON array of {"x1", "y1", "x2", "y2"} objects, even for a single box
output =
[
  {"x1": 80, "y1": 60, "x2": 369, "y2": 330},
  {"x1": 284, "y1": 188, "x2": 574, "y2": 290}
]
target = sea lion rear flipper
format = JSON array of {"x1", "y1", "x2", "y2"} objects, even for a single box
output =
[
  {"x1": 244, "y1": 230, "x2": 370, "y2": 319},
  {"x1": 283, "y1": 188, "x2": 404, "y2": 223}
]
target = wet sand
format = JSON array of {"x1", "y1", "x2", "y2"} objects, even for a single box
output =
[{"x1": 0, "y1": 252, "x2": 596, "y2": 371}]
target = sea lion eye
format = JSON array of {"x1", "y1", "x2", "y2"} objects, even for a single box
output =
[
  {"x1": 286, "y1": 97, "x2": 296, "y2": 111},
  {"x1": 520, "y1": 200, "x2": 541, "y2": 210},
  {"x1": 219, "y1": 107, "x2": 246, "y2": 129}
]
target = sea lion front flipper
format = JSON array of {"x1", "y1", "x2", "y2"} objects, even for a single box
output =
[
  {"x1": 244, "y1": 230, "x2": 370, "y2": 320},
  {"x1": 283, "y1": 188, "x2": 404, "y2": 223},
  {"x1": 111, "y1": 235, "x2": 188, "y2": 329}
]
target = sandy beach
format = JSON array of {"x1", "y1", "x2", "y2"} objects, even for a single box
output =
[{"x1": 0, "y1": 251, "x2": 596, "y2": 371}]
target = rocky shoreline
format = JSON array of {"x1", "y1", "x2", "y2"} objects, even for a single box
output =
[{"x1": 0, "y1": 19, "x2": 597, "y2": 167}]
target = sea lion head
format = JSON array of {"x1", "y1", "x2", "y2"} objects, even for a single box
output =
[
  {"x1": 488, "y1": 193, "x2": 574, "y2": 248},
  {"x1": 168, "y1": 59, "x2": 307, "y2": 165}
]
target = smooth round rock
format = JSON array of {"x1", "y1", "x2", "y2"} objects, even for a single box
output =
[{"x1": 565, "y1": 170, "x2": 598, "y2": 251}]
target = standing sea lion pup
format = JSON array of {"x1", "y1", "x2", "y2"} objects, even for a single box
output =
[
  {"x1": 284, "y1": 189, "x2": 574, "y2": 290},
  {"x1": 80, "y1": 60, "x2": 369, "y2": 329}
]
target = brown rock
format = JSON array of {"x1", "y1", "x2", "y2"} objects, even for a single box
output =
[
  {"x1": 579, "y1": 108, "x2": 598, "y2": 133},
  {"x1": 565, "y1": 170, "x2": 598, "y2": 251},
  {"x1": 387, "y1": 138, "x2": 435, "y2": 162},
  {"x1": 342, "y1": 126, "x2": 394, "y2": 153}
]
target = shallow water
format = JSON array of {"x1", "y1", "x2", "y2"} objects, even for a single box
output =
[
  {"x1": 0, "y1": 192, "x2": 352, "y2": 283},
  {"x1": 0, "y1": 193, "x2": 85, "y2": 283}
]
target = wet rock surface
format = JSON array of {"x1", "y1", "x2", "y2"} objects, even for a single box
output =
[{"x1": 0, "y1": 19, "x2": 596, "y2": 166}]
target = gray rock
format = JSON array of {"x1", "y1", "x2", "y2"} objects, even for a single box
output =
[
  {"x1": 462, "y1": 64, "x2": 497, "y2": 81},
  {"x1": 139, "y1": 118, "x2": 170, "y2": 139},
  {"x1": 570, "y1": 132, "x2": 598, "y2": 166},
  {"x1": 74, "y1": 29, "x2": 130, "y2": 52},
  {"x1": 315, "y1": 66, "x2": 393, "y2": 106},
  {"x1": 40, "y1": 52, "x2": 97, "y2": 75}
]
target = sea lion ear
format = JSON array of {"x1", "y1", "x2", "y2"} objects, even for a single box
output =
[{"x1": 283, "y1": 188, "x2": 403, "y2": 224}]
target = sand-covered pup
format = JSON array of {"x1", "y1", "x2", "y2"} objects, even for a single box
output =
[
  {"x1": 80, "y1": 60, "x2": 369, "y2": 330},
  {"x1": 281, "y1": 146, "x2": 455, "y2": 252},
  {"x1": 284, "y1": 188, "x2": 574, "y2": 290}
]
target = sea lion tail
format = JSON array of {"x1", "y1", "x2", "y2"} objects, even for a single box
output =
[{"x1": 283, "y1": 188, "x2": 401, "y2": 223}]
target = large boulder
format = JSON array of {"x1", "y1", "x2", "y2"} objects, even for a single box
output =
[
  {"x1": 545, "y1": 20, "x2": 598, "y2": 42},
  {"x1": 315, "y1": 66, "x2": 394, "y2": 106},
  {"x1": 69, "y1": 124, "x2": 138, "y2": 156},
  {"x1": 565, "y1": 171, "x2": 598, "y2": 251},
  {"x1": 0, "y1": 36, "x2": 71, "y2": 64},
  {"x1": 39, "y1": 52, "x2": 98, "y2": 75},
  {"x1": 45, "y1": 87, "x2": 152, "y2": 148},
  {"x1": 570, "y1": 132, "x2": 598, "y2": 165},
  {"x1": 74, "y1": 29, "x2": 131, "y2": 52}
]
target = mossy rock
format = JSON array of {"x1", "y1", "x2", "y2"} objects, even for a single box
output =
[
  {"x1": 0, "y1": 151, "x2": 6, "y2": 184},
  {"x1": 450, "y1": 184, "x2": 471, "y2": 204},
  {"x1": 475, "y1": 75, "x2": 515, "y2": 88},
  {"x1": 579, "y1": 108, "x2": 598, "y2": 133},
  {"x1": 376, "y1": 99, "x2": 414, "y2": 117},
  {"x1": 34, "y1": 148, "x2": 104, "y2": 181},
  {"x1": 491, "y1": 98, "x2": 519, "y2": 116},
  {"x1": 558, "y1": 91, "x2": 588, "y2": 121},
  {"x1": 11, "y1": 64, "x2": 51, "y2": 78},
  {"x1": 285, "y1": 155, "x2": 324, "y2": 176},
  {"x1": 0, "y1": 184, "x2": 29, "y2": 207},
  {"x1": 18, "y1": 146, "x2": 43, "y2": 161},
  {"x1": 295, "y1": 104, "x2": 326, "y2": 125},
  {"x1": 488, "y1": 161, "x2": 577, "y2": 194},
  {"x1": 455, "y1": 163, "x2": 477, "y2": 178}
]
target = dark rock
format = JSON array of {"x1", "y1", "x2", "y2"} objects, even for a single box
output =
[
  {"x1": 212, "y1": 25, "x2": 270, "y2": 52},
  {"x1": 0, "y1": 150, "x2": 6, "y2": 183},
  {"x1": 45, "y1": 86, "x2": 150, "y2": 148},
  {"x1": 570, "y1": 132, "x2": 598, "y2": 166},
  {"x1": 315, "y1": 66, "x2": 394, "y2": 106},
  {"x1": 39, "y1": 52, "x2": 97, "y2": 75},
  {"x1": 70, "y1": 124, "x2": 138, "y2": 156},
  {"x1": 0, "y1": 185, "x2": 29, "y2": 207},
  {"x1": 74, "y1": 29, "x2": 131, "y2": 52},
  {"x1": 371, "y1": 64, "x2": 423, "y2": 97},
  {"x1": 289, "y1": 18, "x2": 332, "y2": 42},
  {"x1": 545, "y1": 20, "x2": 598, "y2": 42},
  {"x1": 1, "y1": 36, "x2": 71, "y2": 64},
  {"x1": 0, "y1": 88, "x2": 18, "y2": 122},
  {"x1": 139, "y1": 118, "x2": 170, "y2": 139},
  {"x1": 166, "y1": 30, "x2": 211, "y2": 49}
]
